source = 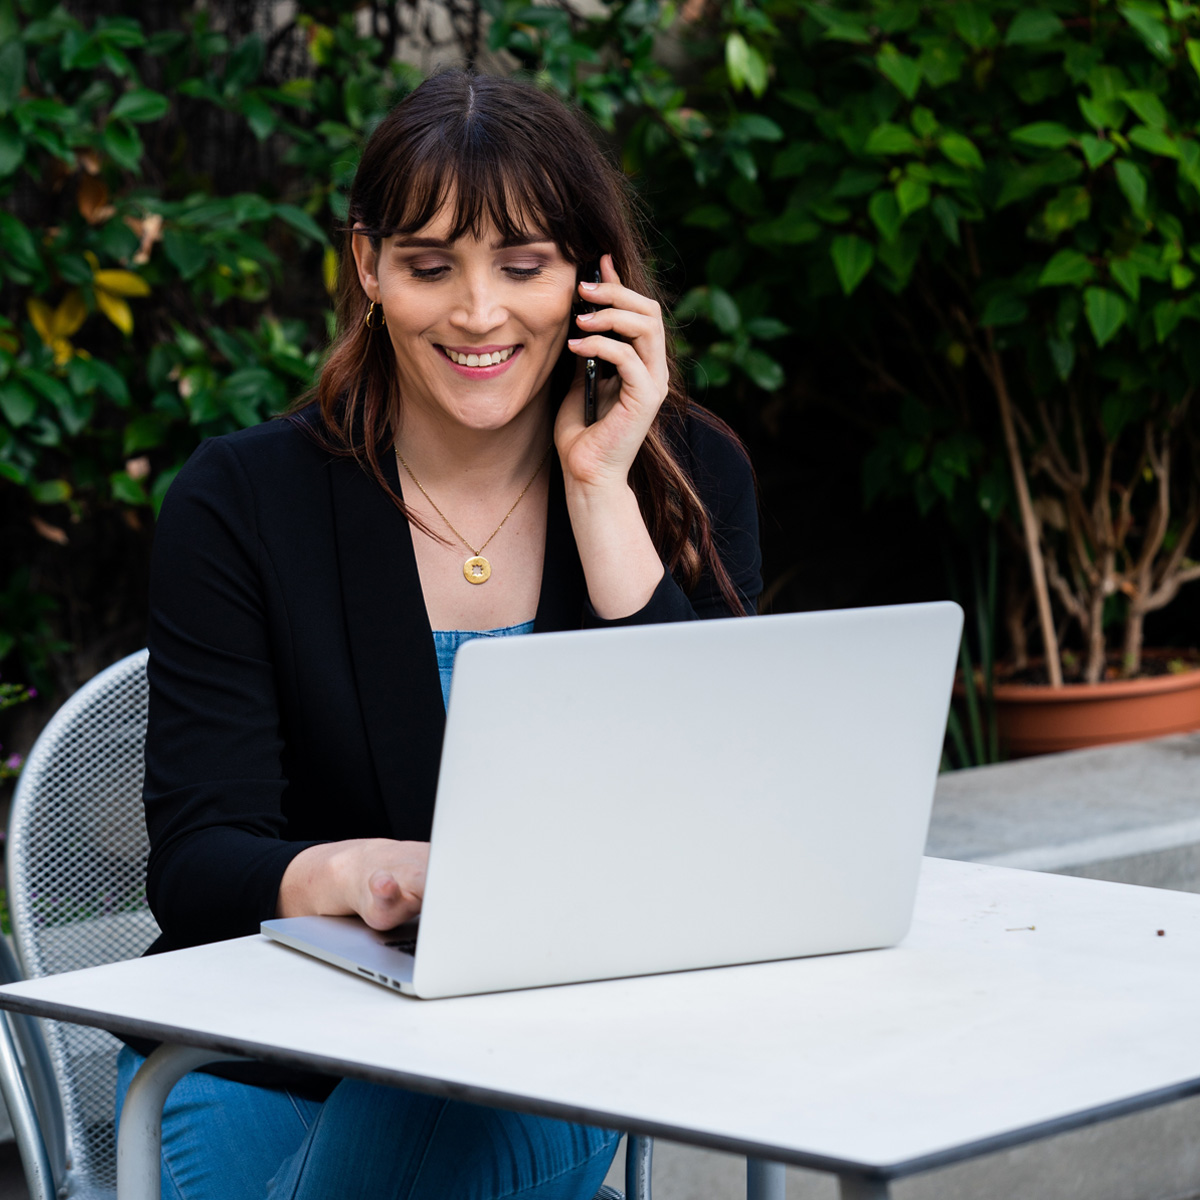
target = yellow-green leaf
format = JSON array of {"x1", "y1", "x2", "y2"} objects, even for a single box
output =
[
  {"x1": 93, "y1": 268, "x2": 151, "y2": 297},
  {"x1": 95, "y1": 289, "x2": 133, "y2": 335}
]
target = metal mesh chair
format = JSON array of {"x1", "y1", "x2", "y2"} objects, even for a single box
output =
[
  {"x1": 0, "y1": 648, "x2": 653, "y2": 1200},
  {"x1": 1, "y1": 648, "x2": 155, "y2": 1200}
]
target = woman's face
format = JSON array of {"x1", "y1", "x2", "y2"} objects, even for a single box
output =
[{"x1": 353, "y1": 203, "x2": 577, "y2": 435}]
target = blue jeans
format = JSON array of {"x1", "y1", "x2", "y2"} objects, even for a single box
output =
[{"x1": 115, "y1": 1046, "x2": 620, "y2": 1200}]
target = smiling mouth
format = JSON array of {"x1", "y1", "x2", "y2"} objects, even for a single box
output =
[{"x1": 440, "y1": 346, "x2": 518, "y2": 367}]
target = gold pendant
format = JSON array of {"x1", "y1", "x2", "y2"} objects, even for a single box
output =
[{"x1": 463, "y1": 555, "x2": 492, "y2": 584}]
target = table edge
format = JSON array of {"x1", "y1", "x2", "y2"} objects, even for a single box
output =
[{"x1": 3, "y1": 990, "x2": 1200, "y2": 1180}]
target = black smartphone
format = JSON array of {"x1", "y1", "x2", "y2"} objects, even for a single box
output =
[{"x1": 572, "y1": 262, "x2": 602, "y2": 425}]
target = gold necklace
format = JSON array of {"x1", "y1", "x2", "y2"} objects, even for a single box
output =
[{"x1": 395, "y1": 443, "x2": 553, "y2": 585}]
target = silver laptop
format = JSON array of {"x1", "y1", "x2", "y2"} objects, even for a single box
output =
[{"x1": 262, "y1": 601, "x2": 962, "y2": 999}]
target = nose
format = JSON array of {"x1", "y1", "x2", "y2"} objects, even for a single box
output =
[{"x1": 450, "y1": 269, "x2": 506, "y2": 335}]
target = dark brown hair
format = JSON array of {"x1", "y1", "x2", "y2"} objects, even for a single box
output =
[{"x1": 293, "y1": 69, "x2": 750, "y2": 614}]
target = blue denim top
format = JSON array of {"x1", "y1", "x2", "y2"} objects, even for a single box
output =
[{"x1": 432, "y1": 620, "x2": 535, "y2": 711}]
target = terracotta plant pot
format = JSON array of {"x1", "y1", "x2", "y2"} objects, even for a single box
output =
[{"x1": 988, "y1": 653, "x2": 1200, "y2": 757}]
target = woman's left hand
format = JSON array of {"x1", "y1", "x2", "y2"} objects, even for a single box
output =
[{"x1": 554, "y1": 254, "x2": 669, "y2": 495}]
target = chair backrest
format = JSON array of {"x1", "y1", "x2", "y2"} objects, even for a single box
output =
[{"x1": 7, "y1": 649, "x2": 158, "y2": 1195}]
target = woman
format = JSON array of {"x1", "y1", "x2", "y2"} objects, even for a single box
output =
[{"x1": 116, "y1": 70, "x2": 761, "y2": 1199}]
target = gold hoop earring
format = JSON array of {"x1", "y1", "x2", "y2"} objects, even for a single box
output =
[{"x1": 364, "y1": 301, "x2": 386, "y2": 330}]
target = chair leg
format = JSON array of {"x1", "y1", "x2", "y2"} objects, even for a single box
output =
[
  {"x1": 625, "y1": 1134, "x2": 653, "y2": 1200},
  {"x1": 117, "y1": 1043, "x2": 243, "y2": 1200},
  {"x1": 0, "y1": 1011, "x2": 57, "y2": 1200}
]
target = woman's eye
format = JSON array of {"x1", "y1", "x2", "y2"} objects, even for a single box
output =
[
  {"x1": 504, "y1": 266, "x2": 544, "y2": 279},
  {"x1": 410, "y1": 265, "x2": 450, "y2": 280}
]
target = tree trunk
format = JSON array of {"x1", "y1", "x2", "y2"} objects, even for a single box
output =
[
  {"x1": 986, "y1": 339, "x2": 1063, "y2": 686},
  {"x1": 1123, "y1": 604, "x2": 1146, "y2": 677}
]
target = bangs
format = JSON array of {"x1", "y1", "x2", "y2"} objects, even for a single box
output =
[{"x1": 353, "y1": 74, "x2": 603, "y2": 262}]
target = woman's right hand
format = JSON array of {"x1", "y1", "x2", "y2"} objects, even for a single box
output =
[{"x1": 277, "y1": 838, "x2": 429, "y2": 930}]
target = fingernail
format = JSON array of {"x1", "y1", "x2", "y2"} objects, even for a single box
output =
[
  {"x1": 567, "y1": 338, "x2": 581, "y2": 346},
  {"x1": 579, "y1": 280, "x2": 598, "y2": 291},
  {"x1": 577, "y1": 311, "x2": 594, "y2": 321}
]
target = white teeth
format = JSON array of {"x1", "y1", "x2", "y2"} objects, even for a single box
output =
[{"x1": 444, "y1": 347, "x2": 515, "y2": 367}]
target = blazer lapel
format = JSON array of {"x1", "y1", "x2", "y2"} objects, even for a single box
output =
[{"x1": 329, "y1": 451, "x2": 444, "y2": 841}]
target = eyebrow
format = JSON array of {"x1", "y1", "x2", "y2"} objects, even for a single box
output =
[{"x1": 390, "y1": 235, "x2": 554, "y2": 251}]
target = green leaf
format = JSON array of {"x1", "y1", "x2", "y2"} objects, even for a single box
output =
[
  {"x1": 95, "y1": 16, "x2": 146, "y2": 48},
  {"x1": 1129, "y1": 125, "x2": 1178, "y2": 158},
  {"x1": 1011, "y1": 122, "x2": 1075, "y2": 150},
  {"x1": 0, "y1": 211, "x2": 38, "y2": 270},
  {"x1": 725, "y1": 33, "x2": 767, "y2": 97},
  {"x1": 1038, "y1": 249, "x2": 1094, "y2": 286},
  {"x1": 30, "y1": 478, "x2": 70, "y2": 504},
  {"x1": 275, "y1": 204, "x2": 327, "y2": 244},
  {"x1": 980, "y1": 293, "x2": 1028, "y2": 327},
  {"x1": 830, "y1": 235, "x2": 874, "y2": 296},
  {"x1": 952, "y1": 6, "x2": 997, "y2": 48},
  {"x1": 911, "y1": 107, "x2": 938, "y2": 139},
  {"x1": 1187, "y1": 40, "x2": 1200, "y2": 83},
  {"x1": 1154, "y1": 298, "x2": 1184, "y2": 342},
  {"x1": 1114, "y1": 159, "x2": 1148, "y2": 216},
  {"x1": 1079, "y1": 95, "x2": 1124, "y2": 131},
  {"x1": 110, "y1": 470, "x2": 148, "y2": 506},
  {"x1": 938, "y1": 133, "x2": 983, "y2": 170},
  {"x1": 877, "y1": 44, "x2": 921, "y2": 100},
  {"x1": 709, "y1": 286, "x2": 740, "y2": 334},
  {"x1": 1120, "y1": 6, "x2": 1172, "y2": 60},
  {"x1": 110, "y1": 88, "x2": 169, "y2": 123},
  {"x1": 868, "y1": 191, "x2": 902, "y2": 242},
  {"x1": 70, "y1": 357, "x2": 130, "y2": 405},
  {"x1": 743, "y1": 317, "x2": 790, "y2": 340},
  {"x1": 0, "y1": 379, "x2": 36, "y2": 426},
  {"x1": 807, "y1": 7, "x2": 872, "y2": 43},
  {"x1": 224, "y1": 34, "x2": 265, "y2": 91},
  {"x1": 22, "y1": 368, "x2": 71, "y2": 412},
  {"x1": 1042, "y1": 186, "x2": 1092, "y2": 234},
  {"x1": 241, "y1": 93, "x2": 276, "y2": 141},
  {"x1": 0, "y1": 39, "x2": 24, "y2": 115},
  {"x1": 1110, "y1": 258, "x2": 1141, "y2": 301},
  {"x1": 1005, "y1": 9, "x2": 1064, "y2": 44},
  {"x1": 1047, "y1": 336, "x2": 1075, "y2": 381},
  {"x1": 231, "y1": 193, "x2": 274, "y2": 224},
  {"x1": 1080, "y1": 134, "x2": 1117, "y2": 169},
  {"x1": 1121, "y1": 90, "x2": 1168, "y2": 129},
  {"x1": 1084, "y1": 286, "x2": 1127, "y2": 347},
  {"x1": 864, "y1": 123, "x2": 920, "y2": 156},
  {"x1": 0, "y1": 117, "x2": 23, "y2": 177},
  {"x1": 733, "y1": 114, "x2": 784, "y2": 143},
  {"x1": 895, "y1": 176, "x2": 930, "y2": 216},
  {"x1": 123, "y1": 413, "x2": 167, "y2": 455},
  {"x1": 931, "y1": 195, "x2": 960, "y2": 245},
  {"x1": 163, "y1": 229, "x2": 209, "y2": 280},
  {"x1": 995, "y1": 154, "x2": 1082, "y2": 208},
  {"x1": 102, "y1": 118, "x2": 143, "y2": 171},
  {"x1": 741, "y1": 348, "x2": 784, "y2": 391}
]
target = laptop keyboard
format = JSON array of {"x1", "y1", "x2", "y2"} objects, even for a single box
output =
[{"x1": 384, "y1": 934, "x2": 418, "y2": 956}]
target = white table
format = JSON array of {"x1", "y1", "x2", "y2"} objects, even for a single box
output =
[{"x1": 2, "y1": 858, "x2": 1199, "y2": 1200}]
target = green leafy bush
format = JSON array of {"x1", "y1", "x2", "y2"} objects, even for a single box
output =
[
  {"x1": 609, "y1": 0, "x2": 1200, "y2": 683},
  {"x1": 0, "y1": 1, "x2": 420, "y2": 688}
]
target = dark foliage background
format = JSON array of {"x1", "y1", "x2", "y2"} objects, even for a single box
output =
[{"x1": 4, "y1": 0, "x2": 1200, "y2": 766}]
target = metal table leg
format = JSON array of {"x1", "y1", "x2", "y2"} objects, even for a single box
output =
[
  {"x1": 625, "y1": 1134, "x2": 653, "y2": 1200},
  {"x1": 838, "y1": 1173, "x2": 891, "y2": 1200},
  {"x1": 747, "y1": 1158, "x2": 786, "y2": 1200},
  {"x1": 117, "y1": 1044, "x2": 241, "y2": 1200}
]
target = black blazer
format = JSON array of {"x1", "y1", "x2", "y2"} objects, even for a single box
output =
[{"x1": 143, "y1": 406, "x2": 762, "y2": 957}]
